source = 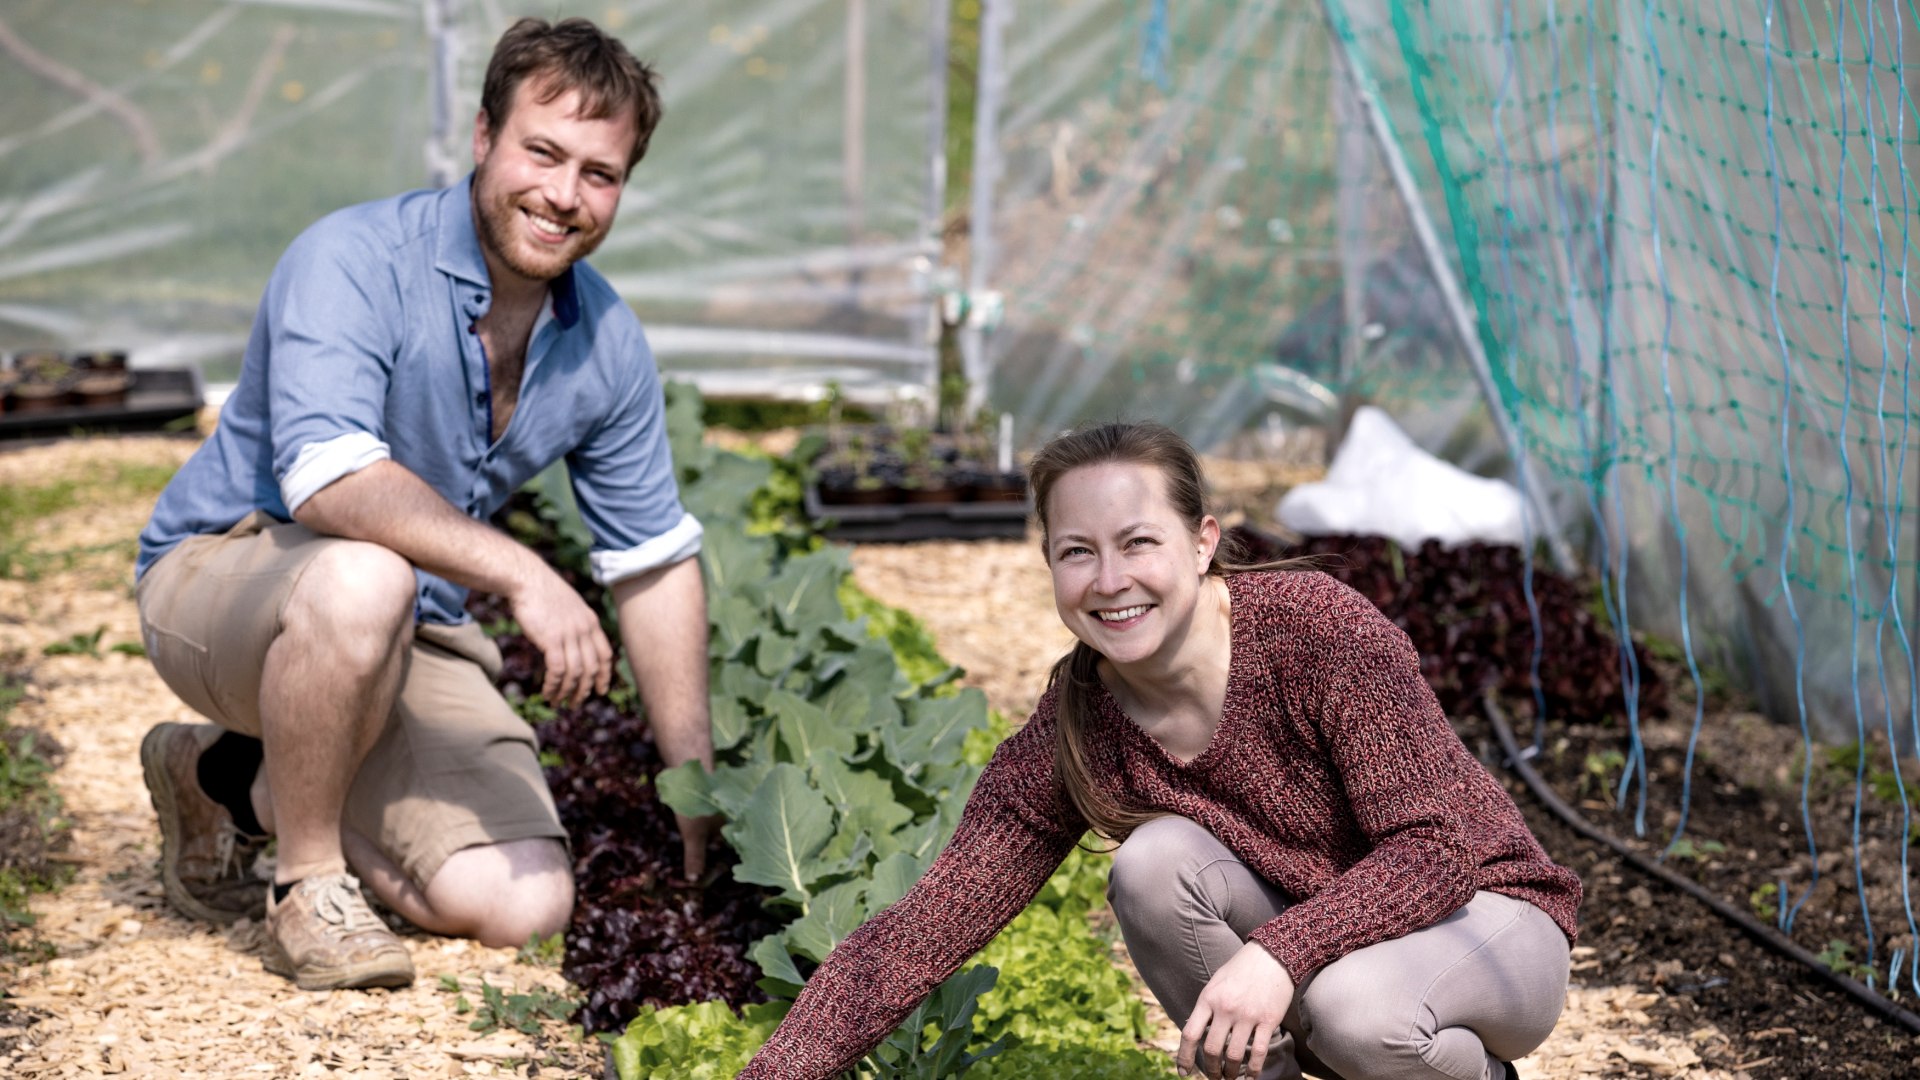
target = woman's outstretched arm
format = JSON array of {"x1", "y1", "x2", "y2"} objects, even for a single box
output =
[{"x1": 739, "y1": 712, "x2": 1084, "y2": 1079}]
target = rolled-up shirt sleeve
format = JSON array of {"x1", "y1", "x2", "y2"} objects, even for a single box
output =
[
  {"x1": 281, "y1": 432, "x2": 392, "y2": 514},
  {"x1": 262, "y1": 221, "x2": 402, "y2": 513},
  {"x1": 567, "y1": 326, "x2": 701, "y2": 585}
]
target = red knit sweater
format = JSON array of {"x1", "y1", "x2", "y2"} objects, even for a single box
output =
[{"x1": 739, "y1": 570, "x2": 1582, "y2": 1079}]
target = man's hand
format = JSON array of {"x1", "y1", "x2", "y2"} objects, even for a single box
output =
[
  {"x1": 676, "y1": 810, "x2": 721, "y2": 880},
  {"x1": 509, "y1": 564, "x2": 613, "y2": 708},
  {"x1": 1177, "y1": 941, "x2": 1294, "y2": 1079}
]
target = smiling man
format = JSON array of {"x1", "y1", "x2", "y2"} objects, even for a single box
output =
[{"x1": 132, "y1": 18, "x2": 715, "y2": 991}]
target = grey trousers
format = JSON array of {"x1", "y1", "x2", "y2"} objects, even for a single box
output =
[{"x1": 1107, "y1": 817, "x2": 1571, "y2": 1080}]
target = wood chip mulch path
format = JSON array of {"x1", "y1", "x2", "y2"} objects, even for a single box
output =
[{"x1": 0, "y1": 437, "x2": 597, "y2": 1080}]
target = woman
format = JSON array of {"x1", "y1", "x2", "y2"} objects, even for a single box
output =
[{"x1": 740, "y1": 422, "x2": 1579, "y2": 1080}]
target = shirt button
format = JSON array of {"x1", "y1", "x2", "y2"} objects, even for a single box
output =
[{"x1": 474, "y1": 392, "x2": 487, "y2": 406}]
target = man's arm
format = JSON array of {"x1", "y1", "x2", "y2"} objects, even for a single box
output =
[
  {"x1": 295, "y1": 459, "x2": 613, "y2": 706},
  {"x1": 612, "y1": 556, "x2": 717, "y2": 879}
]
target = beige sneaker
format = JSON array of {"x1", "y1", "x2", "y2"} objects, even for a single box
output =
[
  {"x1": 263, "y1": 873, "x2": 415, "y2": 990},
  {"x1": 140, "y1": 722, "x2": 270, "y2": 924}
]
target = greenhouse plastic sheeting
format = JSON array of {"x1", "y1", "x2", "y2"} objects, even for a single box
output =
[
  {"x1": 972, "y1": 0, "x2": 1920, "y2": 746},
  {"x1": 972, "y1": 0, "x2": 1457, "y2": 456},
  {"x1": 0, "y1": 0, "x2": 948, "y2": 399}
]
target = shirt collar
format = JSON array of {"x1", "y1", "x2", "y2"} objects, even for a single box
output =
[{"x1": 435, "y1": 173, "x2": 581, "y2": 331}]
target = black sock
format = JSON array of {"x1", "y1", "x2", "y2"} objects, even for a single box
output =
[
  {"x1": 196, "y1": 732, "x2": 267, "y2": 837},
  {"x1": 273, "y1": 880, "x2": 296, "y2": 904}
]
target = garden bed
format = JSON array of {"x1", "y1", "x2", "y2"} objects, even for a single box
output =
[
  {"x1": 6, "y1": 428, "x2": 1920, "y2": 1076},
  {"x1": 1236, "y1": 529, "x2": 1920, "y2": 1077}
]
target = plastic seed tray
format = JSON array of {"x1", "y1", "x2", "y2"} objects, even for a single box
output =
[
  {"x1": 803, "y1": 483, "x2": 1032, "y2": 542},
  {"x1": 0, "y1": 368, "x2": 203, "y2": 441}
]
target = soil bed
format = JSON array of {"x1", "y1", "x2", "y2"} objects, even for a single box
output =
[{"x1": 1239, "y1": 529, "x2": 1920, "y2": 1078}]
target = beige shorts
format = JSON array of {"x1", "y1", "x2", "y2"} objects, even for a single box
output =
[{"x1": 136, "y1": 511, "x2": 566, "y2": 890}]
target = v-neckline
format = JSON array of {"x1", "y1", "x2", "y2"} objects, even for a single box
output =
[{"x1": 1095, "y1": 575, "x2": 1244, "y2": 769}]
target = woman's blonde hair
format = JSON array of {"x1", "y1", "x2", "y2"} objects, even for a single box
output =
[{"x1": 1027, "y1": 421, "x2": 1306, "y2": 842}]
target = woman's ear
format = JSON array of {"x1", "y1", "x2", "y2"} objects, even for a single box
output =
[{"x1": 1197, "y1": 515, "x2": 1221, "y2": 569}]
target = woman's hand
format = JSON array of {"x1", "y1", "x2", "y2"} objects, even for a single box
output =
[{"x1": 1177, "y1": 942, "x2": 1294, "y2": 1079}]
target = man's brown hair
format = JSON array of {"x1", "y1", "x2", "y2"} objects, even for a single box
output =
[{"x1": 481, "y1": 17, "x2": 663, "y2": 171}]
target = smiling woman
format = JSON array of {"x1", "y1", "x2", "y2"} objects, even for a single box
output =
[{"x1": 738, "y1": 422, "x2": 1581, "y2": 1080}]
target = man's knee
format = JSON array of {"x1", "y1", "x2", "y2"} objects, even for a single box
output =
[
  {"x1": 425, "y1": 838, "x2": 574, "y2": 947},
  {"x1": 284, "y1": 540, "x2": 417, "y2": 648}
]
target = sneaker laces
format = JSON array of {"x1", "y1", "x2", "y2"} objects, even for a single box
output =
[
  {"x1": 211, "y1": 820, "x2": 268, "y2": 878},
  {"x1": 308, "y1": 875, "x2": 388, "y2": 936}
]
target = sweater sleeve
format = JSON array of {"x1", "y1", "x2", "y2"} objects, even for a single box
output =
[
  {"x1": 1245, "y1": 587, "x2": 1481, "y2": 981},
  {"x1": 738, "y1": 711, "x2": 1083, "y2": 1079}
]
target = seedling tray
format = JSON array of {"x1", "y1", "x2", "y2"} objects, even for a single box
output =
[
  {"x1": 0, "y1": 367, "x2": 202, "y2": 441},
  {"x1": 804, "y1": 483, "x2": 1032, "y2": 542}
]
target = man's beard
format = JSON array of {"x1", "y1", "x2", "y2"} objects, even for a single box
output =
[{"x1": 472, "y1": 172, "x2": 605, "y2": 283}]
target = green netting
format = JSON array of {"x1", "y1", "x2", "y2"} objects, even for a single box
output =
[{"x1": 977, "y1": 0, "x2": 1920, "y2": 750}]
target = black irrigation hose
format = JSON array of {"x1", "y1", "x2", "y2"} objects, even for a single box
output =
[{"x1": 1480, "y1": 692, "x2": 1920, "y2": 1037}]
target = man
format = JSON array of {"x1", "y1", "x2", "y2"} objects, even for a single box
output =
[{"x1": 133, "y1": 17, "x2": 714, "y2": 992}]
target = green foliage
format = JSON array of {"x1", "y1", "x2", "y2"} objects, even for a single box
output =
[
  {"x1": 109, "y1": 641, "x2": 146, "y2": 658},
  {"x1": 506, "y1": 690, "x2": 557, "y2": 727},
  {"x1": 1, "y1": 676, "x2": 75, "y2": 951},
  {"x1": 840, "y1": 581, "x2": 963, "y2": 695},
  {"x1": 973, "y1": 850, "x2": 1150, "y2": 1055},
  {"x1": 42, "y1": 626, "x2": 106, "y2": 659},
  {"x1": 1749, "y1": 883, "x2": 1779, "y2": 922},
  {"x1": 518, "y1": 931, "x2": 566, "y2": 968},
  {"x1": 1662, "y1": 837, "x2": 1725, "y2": 864},
  {"x1": 968, "y1": 1041, "x2": 1176, "y2": 1079},
  {"x1": 1577, "y1": 749, "x2": 1625, "y2": 797},
  {"x1": 702, "y1": 397, "x2": 875, "y2": 432},
  {"x1": 0, "y1": 462, "x2": 179, "y2": 581},
  {"x1": 612, "y1": 1000, "x2": 790, "y2": 1080},
  {"x1": 463, "y1": 977, "x2": 579, "y2": 1036},
  {"x1": 860, "y1": 965, "x2": 1007, "y2": 1078},
  {"x1": 1820, "y1": 743, "x2": 1920, "y2": 839},
  {"x1": 1815, "y1": 939, "x2": 1874, "y2": 983}
]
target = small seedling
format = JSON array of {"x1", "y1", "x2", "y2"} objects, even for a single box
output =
[
  {"x1": 42, "y1": 626, "x2": 106, "y2": 659},
  {"x1": 517, "y1": 931, "x2": 565, "y2": 968},
  {"x1": 1665, "y1": 837, "x2": 1725, "y2": 863},
  {"x1": 508, "y1": 691, "x2": 556, "y2": 726},
  {"x1": 1815, "y1": 939, "x2": 1874, "y2": 983},
  {"x1": 108, "y1": 641, "x2": 145, "y2": 658},
  {"x1": 1578, "y1": 749, "x2": 1626, "y2": 797},
  {"x1": 1749, "y1": 883, "x2": 1779, "y2": 921},
  {"x1": 467, "y1": 977, "x2": 577, "y2": 1036},
  {"x1": 437, "y1": 973, "x2": 461, "y2": 992}
]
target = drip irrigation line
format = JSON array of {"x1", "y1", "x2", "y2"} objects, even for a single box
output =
[{"x1": 1481, "y1": 692, "x2": 1920, "y2": 1037}]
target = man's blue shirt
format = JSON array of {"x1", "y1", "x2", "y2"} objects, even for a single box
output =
[{"x1": 137, "y1": 175, "x2": 702, "y2": 625}]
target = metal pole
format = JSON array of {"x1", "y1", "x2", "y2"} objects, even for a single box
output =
[
  {"x1": 1322, "y1": 6, "x2": 1578, "y2": 576},
  {"x1": 1331, "y1": 43, "x2": 1371, "y2": 459},
  {"x1": 843, "y1": 0, "x2": 868, "y2": 255},
  {"x1": 425, "y1": 0, "x2": 460, "y2": 189},
  {"x1": 924, "y1": 0, "x2": 954, "y2": 407},
  {"x1": 960, "y1": 0, "x2": 1013, "y2": 419}
]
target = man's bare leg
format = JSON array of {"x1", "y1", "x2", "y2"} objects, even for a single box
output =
[
  {"x1": 249, "y1": 539, "x2": 417, "y2": 989},
  {"x1": 341, "y1": 831, "x2": 573, "y2": 948},
  {"x1": 256, "y1": 540, "x2": 416, "y2": 884}
]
